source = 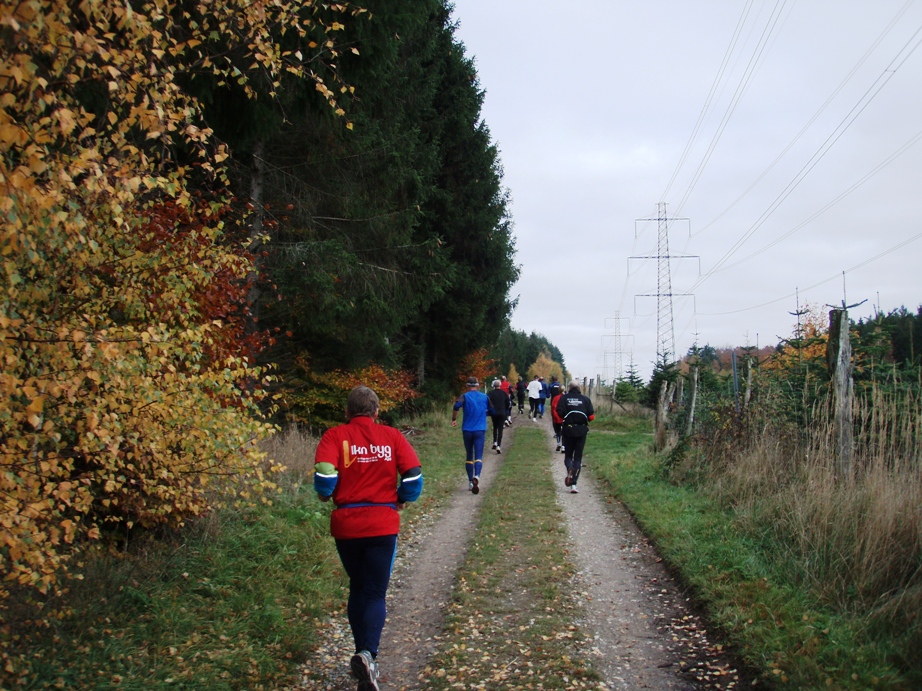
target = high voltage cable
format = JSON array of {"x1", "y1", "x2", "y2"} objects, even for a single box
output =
[
  {"x1": 660, "y1": 0, "x2": 755, "y2": 203},
  {"x1": 691, "y1": 231, "x2": 922, "y2": 317},
  {"x1": 689, "y1": 22, "x2": 922, "y2": 294},
  {"x1": 673, "y1": 0, "x2": 790, "y2": 218},
  {"x1": 717, "y1": 127, "x2": 922, "y2": 272},
  {"x1": 691, "y1": 0, "x2": 915, "y2": 239}
]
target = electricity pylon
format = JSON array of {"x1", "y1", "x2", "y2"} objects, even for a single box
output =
[{"x1": 630, "y1": 203, "x2": 697, "y2": 366}]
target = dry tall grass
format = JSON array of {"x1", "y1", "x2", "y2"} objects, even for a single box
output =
[
  {"x1": 688, "y1": 386, "x2": 922, "y2": 663},
  {"x1": 260, "y1": 425, "x2": 319, "y2": 490}
]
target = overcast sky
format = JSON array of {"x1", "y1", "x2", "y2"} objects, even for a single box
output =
[{"x1": 449, "y1": 0, "x2": 922, "y2": 381}]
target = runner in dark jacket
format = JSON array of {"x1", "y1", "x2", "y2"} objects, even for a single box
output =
[
  {"x1": 515, "y1": 377, "x2": 527, "y2": 414},
  {"x1": 486, "y1": 379, "x2": 511, "y2": 453},
  {"x1": 555, "y1": 381, "x2": 595, "y2": 493}
]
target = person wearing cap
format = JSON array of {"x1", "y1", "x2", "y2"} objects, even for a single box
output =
[
  {"x1": 555, "y1": 381, "x2": 595, "y2": 494},
  {"x1": 486, "y1": 379, "x2": 511, "y2": 454},
  {"x1": 313, "y1": 386, "x2": 424, "y2": 691},
  {"x1": 451, "y1": 376, "x2": 493, "y2": 494}
]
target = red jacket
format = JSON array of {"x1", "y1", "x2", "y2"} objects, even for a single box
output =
[
  {"x1": 314, "y1": 416, "x2": 420, "y2": 540},
  {"x1": 551, "y1": 393, "x2": 564, "y2": 424}
]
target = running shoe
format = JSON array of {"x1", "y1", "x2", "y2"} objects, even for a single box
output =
[
  {"x1": 565, "y1": 469, "x2": 572, "y2": 487},
  {"x1": 351, "y1": 650, "x2": 379, "y2": 691},
  {"x1": 570, "y1": 486, "x2": 579, "y2": 494},
  {"x1": 491, "y1": 441, "x2": 497, "y2": 449},
  {"x1": 496, "y1": 446, "x2": 501, "y2": 454},
  {"x1": 471, "y1": 476, "x2": 480, "y2": 494},
  {"x1": 555, "y1": 444, "x2": 561, "y2": 452}
]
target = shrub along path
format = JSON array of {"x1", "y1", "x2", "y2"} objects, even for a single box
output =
[{"x1": 293, "y1": 416, "x2": 748, "y2": 690}]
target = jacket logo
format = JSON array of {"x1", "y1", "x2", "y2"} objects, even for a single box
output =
[
  {"x1": 350, "y1": 443, "x2": 393, "y2": 462},
  {"x1": 342, "y1": 440, "x2": 394, "y2": 467}
]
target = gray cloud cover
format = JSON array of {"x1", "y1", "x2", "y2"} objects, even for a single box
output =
[{"x1": 451, "y1": 0, "x2": 922, "y2": 380}]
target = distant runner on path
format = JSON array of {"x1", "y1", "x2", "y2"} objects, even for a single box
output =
[
  {"x1": 526, "y1": 375, "x2": 543, "y2": 420},
  {"x1": 556, "y1": 381, "x2": 594, "y2": 494},
  {"x1": 515, "y1": 376, "x2": 527, "y2": 415},
  {"x1": 487, "y1": 379, "x2": 511, "y2": 454},
  {"x1": 452, "y1": 376, "x2": 493, "y2": 494}
]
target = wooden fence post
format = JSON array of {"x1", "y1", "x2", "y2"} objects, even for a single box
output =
[
  {"x1": 654, "y1": 380, "x2": 676, "y2": 452},
  {"x1": 686, "y1": 366, "x2": 699, "y2": 437},
  {"x1": 827, "y1": 308, "x2": 854, "y2": 479},
  {"x1": 743, "y1": 357, "x2": 753, "y2": 411}
]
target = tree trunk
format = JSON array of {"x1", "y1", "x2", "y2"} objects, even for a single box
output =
[
  {"x1": 416, "y1": 332, "x2": 427, "y2": 388},
  {"x1": 686, "y1": 366, "x2": 698, "y2": 437},
  {"x1": 245, "y1": 138, "x2": 266, "y2": 335}
]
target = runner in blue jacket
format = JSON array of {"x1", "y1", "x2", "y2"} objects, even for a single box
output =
[{"x1": 451, "y1": 377, "x2": 493, "y2": 494}]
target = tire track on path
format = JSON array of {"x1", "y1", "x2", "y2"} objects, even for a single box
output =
[{"x1": 546, "y1": 422, "x2": 744, "y2": 690}]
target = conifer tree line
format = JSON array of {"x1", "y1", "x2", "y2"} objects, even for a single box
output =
[
  {"x1": 0, "y1": 0, "x2": 519, "y2": 595},
  {"x1": 219, "y1": 0, "x2": 520, "y2": 411}
]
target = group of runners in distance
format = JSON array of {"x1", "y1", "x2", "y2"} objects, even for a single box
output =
[
  {"x1": 452, "y1": 374, "x2": 594, "y2": 494},
  {"x1": 311, "y1": 374, "x2": 594, "y2": 690}
]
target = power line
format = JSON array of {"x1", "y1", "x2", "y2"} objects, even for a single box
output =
[
  {"x1": 660, "y1": 0, "x2": 755, "y2": 203},
  {"x1": 673, "y1": 0, "x2": 790, "y2": 217},
  {"x1": 716, "y1": 127, "x2": 922, "y2": 272},
  {"x1": 693, "y1": 230, "x2": 922, "y2": 316},
  {"x1": 689, "y1": 21, "x2": 922, "y2": 294},
  {"x1": 690, "y1": 0, "x2": 915, "y2": 239}
]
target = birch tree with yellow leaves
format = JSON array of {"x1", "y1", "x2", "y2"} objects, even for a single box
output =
[{"x1": 0, "y1": 0, "x2": 359, "y2": 597}]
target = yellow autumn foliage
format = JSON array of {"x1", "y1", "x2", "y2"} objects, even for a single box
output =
[
  {"x1": 526, "y1": 349, "x2": 566, "y2": 383},
  {"x1": 0, "y1": 0, "x2": 358, "y2": 597}
]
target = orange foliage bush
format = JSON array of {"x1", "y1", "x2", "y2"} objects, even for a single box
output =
[
  {"x1": 457, "y1": 348, "x2": 497, "y2": 392},
  {"x1": 285, "y1": 357, "x2": 420, "y2": 430}
]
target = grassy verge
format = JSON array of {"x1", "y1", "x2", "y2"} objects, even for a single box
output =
[
  {"x1": 588, "y1": 412, "x2": 909, "y2": 689},
  {"x1": 0, "y1": 409, "x2": 462, "y2": 690},
  {"x1": 423, "y1": 425, "x2": 602, "y2": 691},
  {"x1": 2, "y1": 485, "x2": 342, "y2": 690}
]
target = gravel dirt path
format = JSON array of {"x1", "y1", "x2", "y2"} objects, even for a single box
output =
[
  {"x1": 293, "y1": 416, "x2": 747, "y2": 690},
  {"x1": 546, "y1": 423, "x2": 744, "y2": 690}
]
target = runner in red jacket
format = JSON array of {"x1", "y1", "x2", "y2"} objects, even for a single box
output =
[
  {"x1": 551, "y1": 390, "x2": 564, "y2": 453},
  {"x1": 314, "y1": 386, "x2": 423, "y2": 691}
]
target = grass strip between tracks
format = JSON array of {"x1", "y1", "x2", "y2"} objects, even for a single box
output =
[{"x1": 422, "y1": 425, "x2": 604, "y2": 691}]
